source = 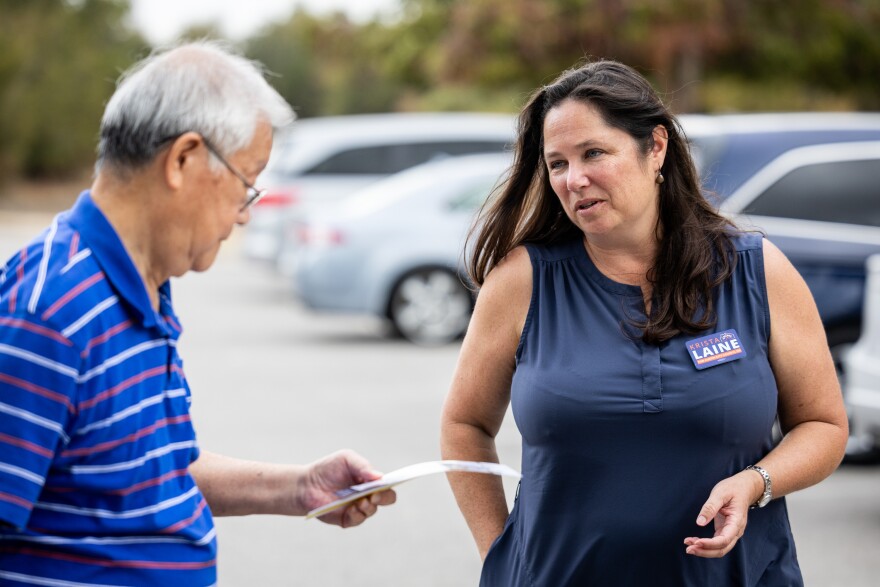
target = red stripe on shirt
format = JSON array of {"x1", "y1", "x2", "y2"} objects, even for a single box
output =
[
  {"x1": 41, "y1": 272, "x2": 104, "y2": 321},
  {"x1": 164, "y1": 315, "x2": 182, "y2": 333},
  {"x1": 45, "y1": 467, "x2": 190, "y2": 497},
  {"x1": 3, "y1": 547, "x2": 215, "y2": 570},
  {"x1": 8, "y1": 247, "x2": 27, "y2": 314},
  {"x1": 60, "y1": 415, "x2": 192, "y2": 457},
  {"x1": 0, "y1": 317, "x2": 73, "y2": 346},
  {"x1": 0, "y1": 490, "x2": 34, "y2": 511},
  {"x1": 0, "y1": 372, "x2": 75, "y2": 415},
  {"x1": 161, "y1": 497, "x2": 208, "y2": 534},
  {"x1": 77, "y1": 365, "x2": 167, "y2": 411},
  {"x1": 69, "y1": 232, "x2": 80, "y2": 259},
  {"x1": 80, "y1": 319, "x2": 133, "y2": 358},
  {"x1": 0, "y1": 431, "x2": 53, "y2": 458},
  {"x1": 110, "y1": 467, "x2": 190, "y2": 496}
]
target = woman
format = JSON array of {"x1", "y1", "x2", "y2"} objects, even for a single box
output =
[{"x1": 440, "y1": 60, "x2": 848, "y2": 586}]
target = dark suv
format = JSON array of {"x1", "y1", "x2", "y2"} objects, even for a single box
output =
[{"x1": 682, "y1": 113, "x2": 880, "y2": 460}]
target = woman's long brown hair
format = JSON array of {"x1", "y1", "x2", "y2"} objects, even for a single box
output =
[{"x1": 468, "y1": 60, "x2": 737, "y2": 344}]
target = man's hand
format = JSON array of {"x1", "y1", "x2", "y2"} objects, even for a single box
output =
[{"x1": 300, "y1": 449, "x2": 397, "y2": 528}]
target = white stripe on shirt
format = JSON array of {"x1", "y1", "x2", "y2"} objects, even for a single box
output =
[
  {"x1": 0, "y1": 526, "x2": 216, "y2": 547},
  {"x1": 68, "y1": 440, "x2": 197, "y2": 474},
  {"x1": 76, "y1": 337, "x2": 170, "y2": 384},
  {"x1": 0, "y1": 570, "x2": 121, "y2": 587},
  {"x1": 0, "y1": 343, "x2": 79, "y2": 379},
  {"x1": 27, "y1": 216, "x2": 59, "y2": 315},
  {"x1": 74, "y1": 388, "x2": 188, "y2": 436},
  {"x1": 61, "y1": 295, "x2": 118, "y2": 339},
  {"x1": 0, "y1": 461, "x2": 45, "y2": 485},
  {"x1": 35, "y1": 485, "x2": 199, "y2": 519},
  {"x1": 0, "y1": 401, "x2": 70, "y2": 443},
  {"x1": 60, "y1": 248, "x2": 92, "y2": 275}
]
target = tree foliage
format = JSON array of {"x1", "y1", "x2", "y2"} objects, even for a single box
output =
[
  {"x1": 0, "y1": 0, "x2": 877, "y2": 181},
  {"x1": 0, "y1": 0, "x2": 146, "y2": 180}
]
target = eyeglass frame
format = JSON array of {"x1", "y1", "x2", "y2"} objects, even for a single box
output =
[{"x1": 156, "y1": 133, "x2": 267, "y2": 212}]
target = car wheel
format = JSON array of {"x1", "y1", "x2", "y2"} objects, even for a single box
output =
[
  {"x1": 833, "y1": 341, "x2": 880, "y2": 464},
  {"x1": 389, "y1": 268, "x2": 473, "y2": 345}
]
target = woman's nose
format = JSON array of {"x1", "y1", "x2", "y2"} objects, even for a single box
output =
[{"x1": 566, "y1": 163, "x2": 590, "y2": 193}]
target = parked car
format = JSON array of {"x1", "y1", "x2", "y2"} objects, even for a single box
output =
[
  {"x1": 717, "y1": 139, "x2": 880, "y2": 460},
  {"x1": 682, "y1": 112, "x2": 880, "y2": 203},
  {"x1": 844, "y1": 254, "x2": 880, "y2": 459},
  {"x1": 243, "y1": 112, "x2": 515, "y2": 261},
  {"x1": 289, "y1": 153, "x2": 511, "y2": 345}
]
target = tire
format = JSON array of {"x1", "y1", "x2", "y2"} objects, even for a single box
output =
[{"x1": 388, "y1": 268, "x2": 473, "y2": 345}]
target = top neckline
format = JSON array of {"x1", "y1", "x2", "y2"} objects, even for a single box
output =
[{"x1": 571, "y1": 239, "x2": 645, "y2": 298}]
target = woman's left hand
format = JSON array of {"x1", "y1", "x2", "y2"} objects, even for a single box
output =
[{"x1": 683, "y1": 470, "x2": 762, "y2": 558}]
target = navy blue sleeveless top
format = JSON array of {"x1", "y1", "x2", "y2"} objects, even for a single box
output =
[{"x1": 481, "y1": 233, "x2": 803, "y2": 586}]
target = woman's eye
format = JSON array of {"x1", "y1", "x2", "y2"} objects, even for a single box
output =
[
  {"x1": 586, "y1": 149, "x2": 602, "y2": 158},
  {"x1": 548, "y1": 160, "x2": 565, "y2": 170}
]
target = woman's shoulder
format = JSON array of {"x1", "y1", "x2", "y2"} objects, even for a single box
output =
[
  {"x1": 475, "y1": 246, "x2": 533, "y2": 340},
  {"x1": 728, "y1": 230, "x2": 765, "y2": 253},
  {"x1": 485, "y1": 245, "x2": 532, "y2": 288}
]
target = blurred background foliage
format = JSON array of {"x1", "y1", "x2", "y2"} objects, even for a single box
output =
[{"x1": 0, "y1": 0, "x2": 878, "y2": 184}]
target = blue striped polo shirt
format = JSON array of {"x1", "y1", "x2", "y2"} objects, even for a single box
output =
[{"x1": 0, "y1": 191, "x2": 216, "y2": 586}]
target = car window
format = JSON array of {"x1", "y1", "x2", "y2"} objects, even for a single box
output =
[
  {"x1": 448, "y1": 177, "x2": 501, "y2": 212},
  {"x1": 303, "y1": 141, "x2": 509, "y2": 176},
  {"x1": 742, "y1": 158, "x2": 880, "y2": 227},
  {"x1": 304, "y1": 145, "x2": 393, "y2": 175}
]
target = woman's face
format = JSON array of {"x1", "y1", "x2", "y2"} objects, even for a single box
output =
[{"x1": 542, "y1": 99, "x2": 667, "y2": 246}]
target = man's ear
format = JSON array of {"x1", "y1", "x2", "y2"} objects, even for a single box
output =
[{"x1": 163, "y1": 131, "x2": 204, "y2": 190}]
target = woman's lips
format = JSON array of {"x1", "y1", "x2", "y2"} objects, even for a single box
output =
[{"x1": 575, "y1": 199, "x2": 603, "y2": 214}]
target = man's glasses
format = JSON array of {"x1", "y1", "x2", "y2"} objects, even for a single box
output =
[
  {"x1": 201, "y1": 139, "x2": 266, "y2": 212},
  {"x1": 157, "y1": 134, "x2": 266, "y2": 212}
]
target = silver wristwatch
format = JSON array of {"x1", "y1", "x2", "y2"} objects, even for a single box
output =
[{"x1": 745, "y1": 465, "x2": 772, "y2": 509}]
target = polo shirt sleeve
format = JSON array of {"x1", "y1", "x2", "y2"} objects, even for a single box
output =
[{"x1": 0, "y1": 313, "x2": 80, "y2": 529}]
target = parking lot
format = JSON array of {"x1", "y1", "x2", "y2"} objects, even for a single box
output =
[{"x1": 1, "y1": 208, "x2": 878, "y2": 586}]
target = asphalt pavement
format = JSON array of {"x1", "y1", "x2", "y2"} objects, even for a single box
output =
[{"x1": 1, "y1": 209, "x2": 878, "y2": 586}]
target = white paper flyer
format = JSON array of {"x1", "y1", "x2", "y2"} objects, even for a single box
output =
[{"x1": 305, "y1": 460, "x2": 521, "y2": 519}]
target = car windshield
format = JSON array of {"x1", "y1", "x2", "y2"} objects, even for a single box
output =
[
  {"x1": 339, "y1": 158, "x2": 508, "y2": 220},
  {"x1": 340, "y1": 165, "x2": 458, "y2": 219},
  {"x1": 263, "y1": 136, "x2": 316, "y2": 176}
]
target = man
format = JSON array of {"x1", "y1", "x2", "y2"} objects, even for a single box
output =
[{"x1": 0, "y1": 42, "x2": 395, "y2": 585}]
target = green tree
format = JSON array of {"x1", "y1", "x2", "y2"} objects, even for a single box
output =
[
  {"x1": 246, "y1": 13, "x2": 324, "y2": 118},
  {"x1": 0, "y1": 0, "x2": 146, "y2": 180},
  {"x1": 247, "y1": 9, "x2": 402, "y2": 117},
  {"x1": 388, "y1": 0, "x2": 879, "y2": 112}
]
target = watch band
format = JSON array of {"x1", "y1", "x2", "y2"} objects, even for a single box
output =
[{"x1": 745, "y1": 465, "x2": 772, "y2": 509}]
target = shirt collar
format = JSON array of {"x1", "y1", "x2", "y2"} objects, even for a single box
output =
[{"x1": 66, "y1": 190, "x2": 177, "y2": 335}]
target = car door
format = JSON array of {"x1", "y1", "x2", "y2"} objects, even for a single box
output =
[{"x1": 720, "y1": 141, "x2": 880, "y2": 339}]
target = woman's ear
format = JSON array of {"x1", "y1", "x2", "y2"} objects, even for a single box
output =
[
  {"x1": 651, "y1": 124, "x2": 669, "y2": 168},
  {"x1": 163, "y1": 131, "x2": 204, "y2": 191}
]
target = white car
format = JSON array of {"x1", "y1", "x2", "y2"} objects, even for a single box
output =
[
  {"x1": 243, "y1": 112, "x2": 515, "y2": 261},
  {"x1": 844, "y1": 253, "x2": 880, "y2": 459},
  {"x1": 288, "y1": 153, "x2": 511, "y2": 345}
]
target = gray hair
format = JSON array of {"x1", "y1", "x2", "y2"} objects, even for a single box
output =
[{"x1": 97, "y1": 40, "x2": 295, "y2": 171}]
